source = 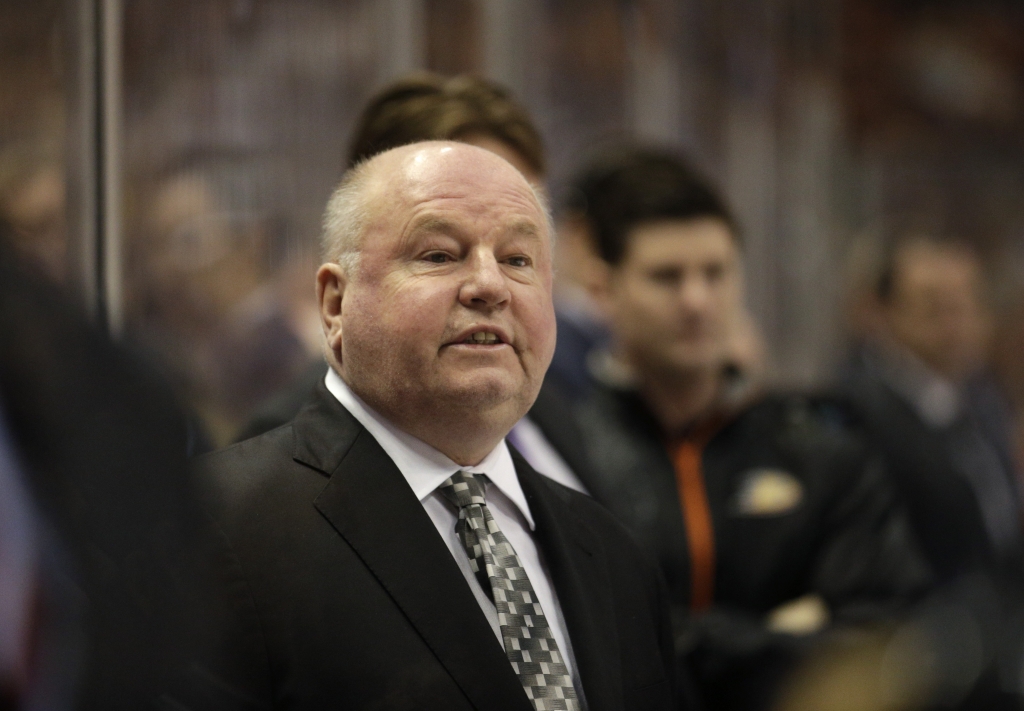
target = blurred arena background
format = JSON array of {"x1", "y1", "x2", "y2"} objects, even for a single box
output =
[{"x1": 3, "y1": 0, "x2": 1024, "y2": 446}]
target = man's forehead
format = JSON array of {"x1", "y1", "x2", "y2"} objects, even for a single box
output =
[
  {"x1": 405, "y1": 149, "x2": 532, "y2": 198},
  {"x1": 374, "y1": 146, "x2": 542, "y2": 216},
  {"x1": 626, "y1": 220, "x2": 737, "y2": 259},
  {"x1": 366, "y1": 140, "x2": 505, "y2": 184}
]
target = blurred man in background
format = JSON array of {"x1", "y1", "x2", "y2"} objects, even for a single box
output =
[
  {"x1": 838, "y1": 233, "x2": 1022, "y2": 583},
  {"x1": 0, "y1": 141, "x2": 66, "y2": 283},
  {"x1": 239, "y1": 72, "x2": 593, "y2": 493},
  {"x1": 569, "y1": 146, "x2": 930, "y2": 711}
]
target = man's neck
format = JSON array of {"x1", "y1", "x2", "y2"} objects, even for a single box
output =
[
  {"x1": 390, "y1": 414, "x2": 507, "y2": 467},
  {"x1": 637, "y1": 365, "x2": 722, "y2": 436}
]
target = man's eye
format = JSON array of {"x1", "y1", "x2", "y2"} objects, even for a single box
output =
[
  {"x1": 424, "y1": 252, "x2": 452, "y2": 264},
  {"x1": 506, "y1": 256, "x2": 531, "y2": 268}
]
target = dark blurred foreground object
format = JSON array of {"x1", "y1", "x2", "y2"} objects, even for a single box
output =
[
  {"x1": 0, "y1": 227, "x2": 226, "y2": 709},
  {"x1": 775, "y1": 573, "x2": 1024, "y2": 711},
  {"x1": 837, "y1": 235, "x2": 1022, "y2": 583},
  {"x1": 0, "y1": 410, "x2": 68, "y2": 711}
]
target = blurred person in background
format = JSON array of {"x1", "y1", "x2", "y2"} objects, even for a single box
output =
[
  {"x1": 770, "y1": 229, "x2": 1024, "y2": 711},
  {"x1": 127, "y1": 171, "x2": 310, "y2": 448},
  {"x1": 0, "y1": 140, "x2": 67, "y2": 282},
  {"x1": 837, "y1": 232, "x2": 1022, "y2": 585},
  {"x1": 0, "y1": 220, "x2": 227, "y2": 710},
  {"x1": 569, "y1": 146, "x2": 931, "y2": 711},
  {"x1": 238, "y1": 71, "x2": 593, "y2": 493}
]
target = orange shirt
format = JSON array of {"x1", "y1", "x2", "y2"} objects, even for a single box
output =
[{"x1": 671, "y1": 418, "x2": 724, "y2": 611}]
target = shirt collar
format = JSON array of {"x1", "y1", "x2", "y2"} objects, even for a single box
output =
[{"x1": 324, "y1": 368, "x2": 535, "y2": 530}]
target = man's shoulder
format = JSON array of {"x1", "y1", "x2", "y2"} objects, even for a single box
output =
[
  {"x1": 571, "y1": 386, "x2": 675, "y2": 504},
  {"x1": 196, "y1": 423, "x2": 295, "y2": 474},
  {"x1": 196, "y1": 382, "x2": 365, "y2": 499},
  {"x1": 574, "y1": 386, "x2": 664, "y2": 460},
  {"x1": 725, "y1": 392, "x2": 868, "y2": 459},
  {"x1": 576, "y1": 383, "x2": 652, "y2": 430},
  {"x1": 192, "y1": 425, "x2": 304, "y2": 514},
  {"x1": 192, "y1": 398, "x2": 361, "y2": 529}
]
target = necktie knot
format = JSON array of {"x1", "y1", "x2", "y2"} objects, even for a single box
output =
[{"x1": 437, "y1": 470, "x2": 487, "y2": 510}]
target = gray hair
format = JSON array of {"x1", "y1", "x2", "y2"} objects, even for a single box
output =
[
  {"x1": 320, "y1": 155, "x2": 554, "y2": 275},
  {"x1": 320, "y1": 158, "x2": 376, "y2": 274}
]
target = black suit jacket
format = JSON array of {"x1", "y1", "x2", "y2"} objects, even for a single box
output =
[{"x1": 195, "y1": 382, "x2": 679, "y2": 711}]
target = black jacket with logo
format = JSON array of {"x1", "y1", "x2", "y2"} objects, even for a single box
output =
[{"x1": 573, "y1": 384, "x2": 931, "y2": 710}]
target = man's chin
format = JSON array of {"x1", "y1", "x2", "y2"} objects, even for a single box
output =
[
  {"x1": 661, "y1": 348, "x2": 728, "y2": 375},
  {"x1": 433, "y1": 372, "x2": 533, "y2": 412}
]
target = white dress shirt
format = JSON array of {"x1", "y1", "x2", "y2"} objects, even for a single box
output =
[{"x1": 324, "y1": 368, "x2": 580, "y2": 682}]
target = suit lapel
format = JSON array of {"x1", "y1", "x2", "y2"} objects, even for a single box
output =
[
  {"x1": 292, "y1": 385, "x2": 532, "y2": 711},
  {"x1": 514, "y1": 452, "x2": 625, "y2": 711}
]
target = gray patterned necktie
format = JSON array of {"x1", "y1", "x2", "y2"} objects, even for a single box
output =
[{"x1": 437, "y1": 471, "x2": 580, "y2": 711}]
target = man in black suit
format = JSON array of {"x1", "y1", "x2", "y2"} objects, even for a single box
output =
[{"x1": 196, "y1": 142, "x2": 681, "y2": 710}]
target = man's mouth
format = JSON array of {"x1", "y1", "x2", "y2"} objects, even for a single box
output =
[{"x1": 462, "y1": 331, "x2": 503, "y2": 345}]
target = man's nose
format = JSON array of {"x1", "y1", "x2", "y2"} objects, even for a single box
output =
[
  {"x1": 678, "y1": 277, "x2": 711, "y2": 309},
  {"x1": 459, "y1": 252, "x2": 511, "y2": 310}
]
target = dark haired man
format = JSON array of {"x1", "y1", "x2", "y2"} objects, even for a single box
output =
[
  {"x1": 346, "y1": 73, "x2": 545, "y2": 180},
  {"x1": 839, "y1": 234, "x2": 1022, "y2": 583},
  {"x1": 568, "y1": 147, "x2": 930, "y2": 711}
]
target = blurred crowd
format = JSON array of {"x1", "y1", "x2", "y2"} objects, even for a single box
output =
[{"x1": 3, "y1": 69, "x2": 1024, "y2": 711}]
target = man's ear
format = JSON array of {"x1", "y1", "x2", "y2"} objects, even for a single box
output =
[{"x1": 316, "y1": 262, "x2": 347, "y2": 356}]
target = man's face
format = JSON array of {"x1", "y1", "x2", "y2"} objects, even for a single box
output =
[
  {"x1": 604, "y1": 218, "x2": 742, "y2": 377},
  {"x1": 328, "y1": 144, "x2": 556, "y2": 430},
  {"x1": 883, "y1": 242, "x2": 990, "y2": 380}
]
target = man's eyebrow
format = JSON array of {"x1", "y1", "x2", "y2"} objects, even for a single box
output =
[
  {"x1": 409, "y1": 217, "x2": 461, "y2": 235},
  {"x1": 504, "y1": 220, "x2": 543, "y2": 239}
]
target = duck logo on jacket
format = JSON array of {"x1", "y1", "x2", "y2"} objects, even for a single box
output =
[{"x1": 733, "y1": 468, "x2": 803, "y2": 516}]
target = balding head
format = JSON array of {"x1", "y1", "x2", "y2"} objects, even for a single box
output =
[
  {"x1": 315, "y1": 141, "x2": 557, "y2": 465},
  {"x1": 321, "y1": 141, "x2": 551, "y2": 274}
]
